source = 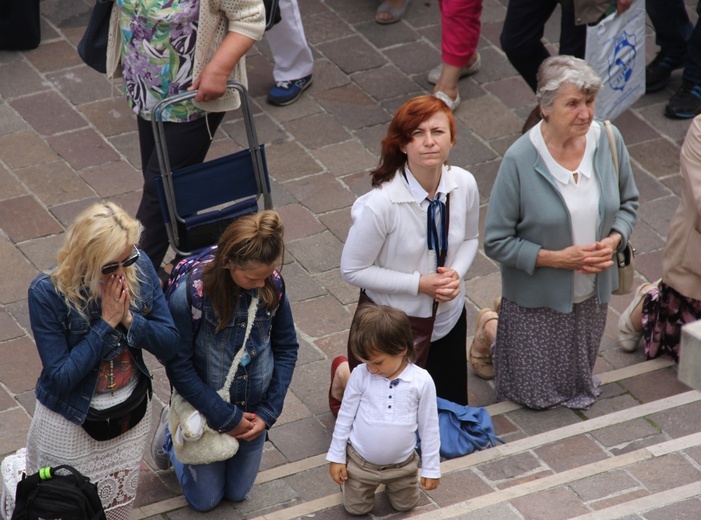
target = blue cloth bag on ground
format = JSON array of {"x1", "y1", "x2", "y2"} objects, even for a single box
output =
[
  {"x1": 585, "y1": 0, "x2": 645, "y2": 121},
  {"x1": 436, "y1": 398, "x2": 504, "y2": 459}
]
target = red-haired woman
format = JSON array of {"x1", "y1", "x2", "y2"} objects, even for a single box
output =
[{"x1": 333, "y1": 95, "x2": 480, "y2": 409}]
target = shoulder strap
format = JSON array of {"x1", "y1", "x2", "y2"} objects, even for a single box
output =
[
  {"x1": 271, "y1": 270, "x2": 284, "y2": 306},
  {"x1": 603, "y1": 120, "x2": 619, "y2": 180},
  {"x1": 216, "y1": 272, "x2": 283, "y2": 400},
  {"x1": 187, "y1": 269, "x2": 204, "y2": 339},
  {"x1": 217, "y1": 294, "x2": 259, "y2": 402}
]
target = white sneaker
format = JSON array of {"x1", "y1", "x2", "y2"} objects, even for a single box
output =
[
  {"x1": 427, "y1": 52, "x2": 481, "y2": 85},
  {"x1": 618, "y1": 281, "x2": 658, "y2": 352},
  {"x1": 151, "y1": 404, "x2": 171, "y2": 470}
]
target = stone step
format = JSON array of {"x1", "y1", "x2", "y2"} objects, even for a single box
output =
[
  {"x1": 240, "y1": 391, "x2": 701, "y2": 520},
  {"x1": 569, "y1": 481, "x2": 701, "y2": 520},
  {"x1": 130, "y1": 358, "x2": 682, "y2": 519},
  {"x1": 408, "y1": 431, "x2": 701, "y2": 519},
  {"x1": 256, "y1": 357, "x2": 677, "y2": 484}
]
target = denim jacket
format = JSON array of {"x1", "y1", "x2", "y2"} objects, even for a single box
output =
[
  {"x1": 28, "y1": 253, "x2": 179, "y2": 425},
  {"x1": 165, "y1": 276, "x2": 299, "y2": 432}
]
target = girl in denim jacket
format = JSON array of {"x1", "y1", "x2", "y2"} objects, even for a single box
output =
[
  {"x1": 24, "y1": 202, "x2": 178, "y2": 519},
  {"x1": 159, "y1": 210, "x2": 299, "y2": 512}
]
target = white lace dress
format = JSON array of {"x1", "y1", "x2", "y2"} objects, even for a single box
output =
[{"x1": 24, "y1": 376, "x2": 151, "y2": 520}]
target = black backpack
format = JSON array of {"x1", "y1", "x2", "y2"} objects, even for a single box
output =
[{"x1": 12, "y1": 465, "x2": 106, "y2": 520}]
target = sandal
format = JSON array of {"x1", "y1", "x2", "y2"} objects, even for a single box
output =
[
  {"x1": 376, "y1": 0, "x2": 410, "y2": 24},
  {"x1": 470, "y1": 308, "x2": 498, "y2": 380},
  {"x1": 329, "y1": 355, "x2": 347, "y2": 418},
  {"x1": 434, "y1": 90, "x2": 461, "y2": 111}
]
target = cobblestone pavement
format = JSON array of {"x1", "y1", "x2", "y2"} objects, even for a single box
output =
[{"x1": 1, "y1": 0, "x2": 700, "y2": 519}]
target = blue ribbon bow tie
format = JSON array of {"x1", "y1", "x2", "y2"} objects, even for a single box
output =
[{"x1": 427, "y1": 197, "x2": 447, "y2": 259}]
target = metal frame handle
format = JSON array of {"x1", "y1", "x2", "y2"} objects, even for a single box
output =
[{"x1": 150, "y1": 81, "x2": 272, "y2": 251}]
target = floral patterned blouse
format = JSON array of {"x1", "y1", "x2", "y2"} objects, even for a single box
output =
[{"x1": 117, "y1": 0, "x2": 205, "y2": 122}]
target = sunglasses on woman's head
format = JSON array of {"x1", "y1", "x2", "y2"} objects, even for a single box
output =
[{"x1": 101, "y1": 246, "x2": 140, "y2": 275}]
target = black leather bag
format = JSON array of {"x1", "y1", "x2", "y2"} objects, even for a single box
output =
[
  {"x1": 77, "y1": 0, "x2": 113, "y2": 73},
  {"x1": 0, "y1": 0, "x2": 41, "y2": 50}
]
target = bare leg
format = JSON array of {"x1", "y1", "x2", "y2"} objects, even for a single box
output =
[
  {"x1": 433, "y1": 63, "x2": 462, "y2": 101},
  {"x1": 433, "y1": 53, "x2": 479, "y2": 100},
  {"x1": 330, "y1": 360, "x2": 350, "y2": 402},
  {"x1": 482, "y1": 317, "x2": 497, "y2": 347}
]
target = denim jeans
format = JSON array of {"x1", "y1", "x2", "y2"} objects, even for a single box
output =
[
  {"x1": 647, "y1": 0, "x2": 701, "y2": 84},
  {"x1": 165, "y1": 427, "x2": 267, "y2": 512}
]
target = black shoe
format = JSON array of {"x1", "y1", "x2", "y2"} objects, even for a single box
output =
[
  {"x1": 646, "y1": 52, "x2": 684, "y2": 93},
  {"x1": 664, "y1": 81, "x2": 701, "y2": 119}
]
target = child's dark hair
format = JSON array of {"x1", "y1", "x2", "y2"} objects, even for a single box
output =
[{"x1": 349, "y1": 304, "x2": 415, "y2": 362}]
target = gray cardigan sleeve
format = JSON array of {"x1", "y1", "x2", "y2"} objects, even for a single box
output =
[{"x1": 484, "y1": 148, "x2": 543, "y2": 276}]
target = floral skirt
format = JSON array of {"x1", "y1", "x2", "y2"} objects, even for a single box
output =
[
  {"x1": 642, "y1": 282, "x2": 701, "y2": 362},
  {"x1": 493, "y1": 297, "x2": 606, "y2": 410}
]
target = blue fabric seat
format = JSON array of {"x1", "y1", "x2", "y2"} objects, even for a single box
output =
[
  {"x1": 154, "y1": 146, "x2": 270, "y2": 254},
  {"x1": 152, "y1": 82, "x2": 273, "y2": 256}
]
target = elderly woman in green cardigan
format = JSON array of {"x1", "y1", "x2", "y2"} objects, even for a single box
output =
[{"x1": 475, "y1": 56, "x2": 639, "y2": 410}]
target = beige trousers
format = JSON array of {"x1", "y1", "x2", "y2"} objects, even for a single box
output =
[{"x1": 342, "y1": 443, "x2": 420, "y2": 515}]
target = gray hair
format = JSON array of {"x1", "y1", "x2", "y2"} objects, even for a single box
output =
[{"x1": 536, "y1": 55, "x2": 602, "y2": 110}]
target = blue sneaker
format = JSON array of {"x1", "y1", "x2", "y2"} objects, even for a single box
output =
[{"x1": 267, "y1": 75, "x2": 312, "y2": 106}]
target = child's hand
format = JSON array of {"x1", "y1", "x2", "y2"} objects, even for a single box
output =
[
  {"x1": 421, "y1": 477, "x2": 440, "y2": 491},
  {"x1": 329, "y1": 463, "x2": 347, "y2": 486}
]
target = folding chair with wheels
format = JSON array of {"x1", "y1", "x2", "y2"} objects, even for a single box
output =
[{"x1": 152, "y1": 81, "x2": 273, "y2": 257}]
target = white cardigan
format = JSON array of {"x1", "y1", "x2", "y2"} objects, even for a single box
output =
[{"x1": 341, "y1": 165, "x2": 480, "y2": 340}]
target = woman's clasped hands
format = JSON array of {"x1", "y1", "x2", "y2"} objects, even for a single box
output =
[
  {"x1": 420, "y1": 266, "x2": 461, "y2": 302},
  {"x1": 100, "y1": 274, "x2": 132, "y2": 330},
  {"x1": 229, "y1": 412, "x2": 266, "y2": 441},
  {"x1": 542, "y1": 236, "x2": 621, "y2": 274}
]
